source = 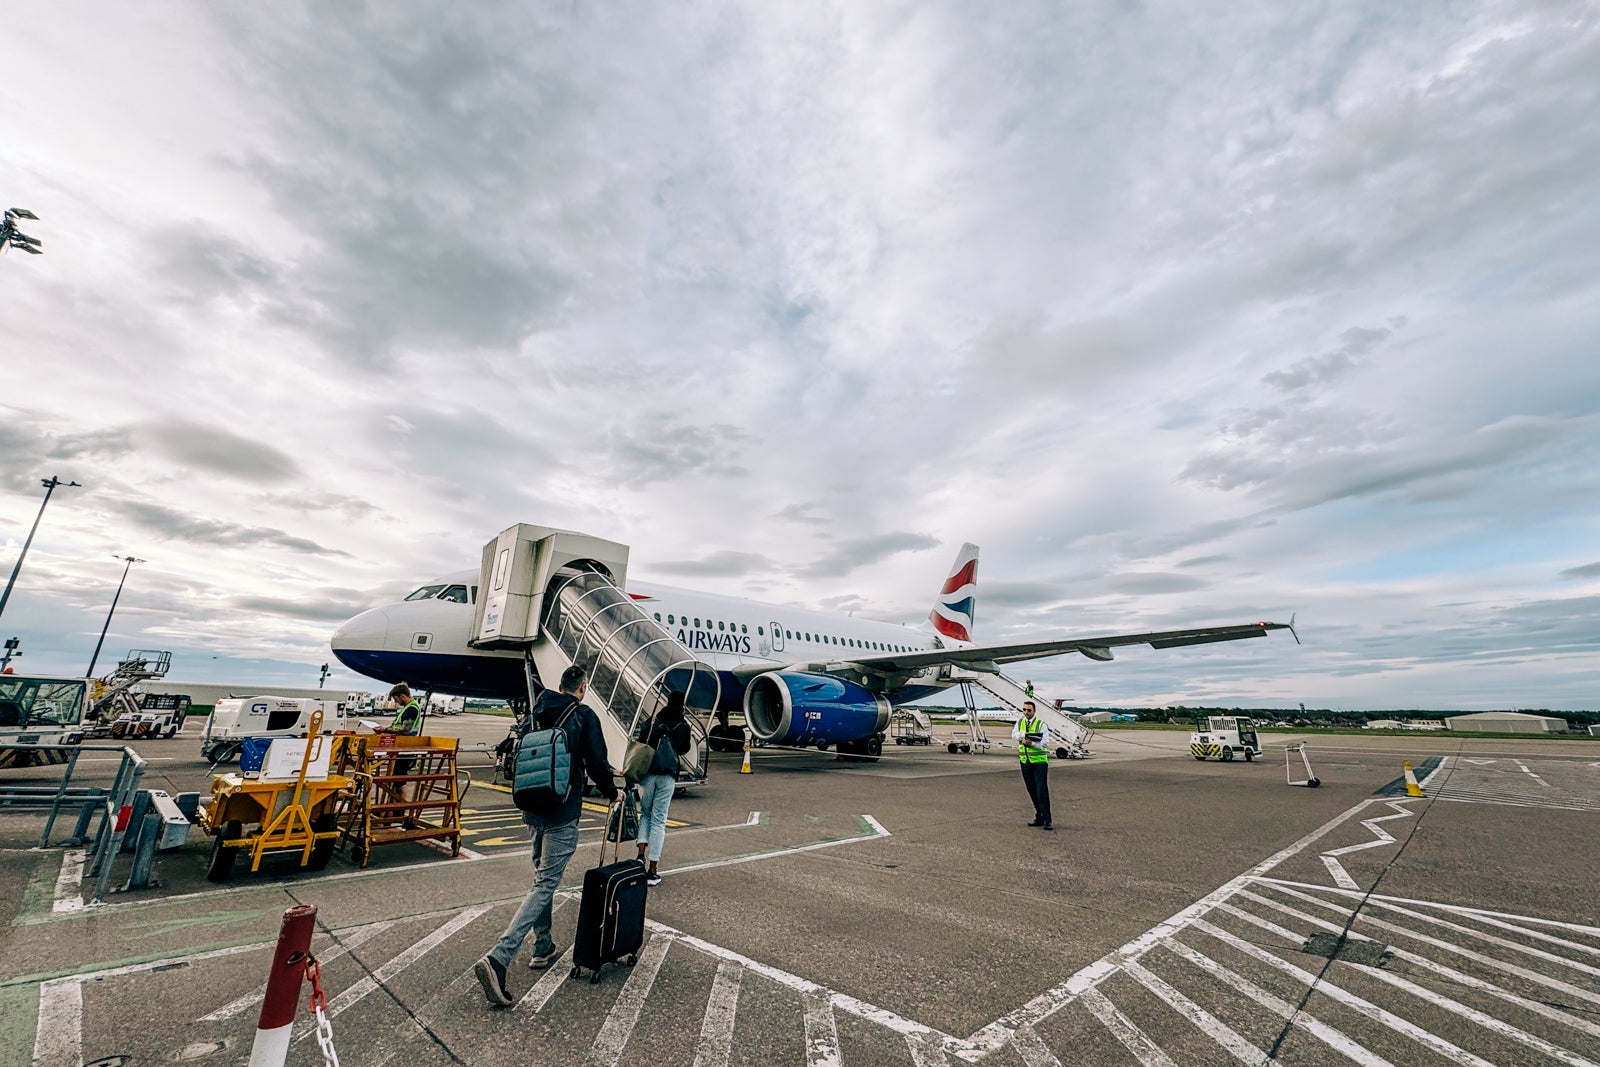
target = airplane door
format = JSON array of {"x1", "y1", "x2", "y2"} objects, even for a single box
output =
[{"x1": 770, "y1": 621, "x2": 784, "y2": 653}]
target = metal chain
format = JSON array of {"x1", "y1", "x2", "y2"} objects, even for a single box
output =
[{"x1": 303, "y1": 955, "x2": 343, "y2": 1067}]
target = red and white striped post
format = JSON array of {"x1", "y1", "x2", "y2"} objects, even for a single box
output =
[{"x1": 249, "y1": 903, "x2": 317, "y2": 1067}]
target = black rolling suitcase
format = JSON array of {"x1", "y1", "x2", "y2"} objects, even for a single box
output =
[{"x1": 571, "y1": 790, "x2": 648, "y2": 983}]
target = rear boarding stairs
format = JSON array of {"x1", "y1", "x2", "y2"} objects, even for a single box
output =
[{"x1": 950, "y1": 670, "x2": 1094, "y2": 759}]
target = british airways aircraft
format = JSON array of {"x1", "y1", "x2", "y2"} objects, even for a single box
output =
[{"x1": 330, "y1": 542, "x2": 1293, "y2": 753}]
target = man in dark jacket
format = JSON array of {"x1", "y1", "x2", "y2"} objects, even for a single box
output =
[{"x1": 476, "y1": 664, "x2": 617, "y2": 1006}]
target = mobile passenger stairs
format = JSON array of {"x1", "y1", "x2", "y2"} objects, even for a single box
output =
[
  {"x1": 86, "y1": 650, "x2": 189, "y2": 739},
  {"x1": 470, "y1": 524, "x2": 716, "y2": 791},
  {"x1": 950, "y1": 670, "x2": 1094, "y2": 759}
]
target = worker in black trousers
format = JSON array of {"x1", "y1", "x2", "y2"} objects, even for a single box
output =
[{"x1": 1011, "y1": 700, "x2": 1053, "y2": 830}]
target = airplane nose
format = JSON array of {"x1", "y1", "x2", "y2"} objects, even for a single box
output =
[{"x1": 330, "y1": 607, "x2": 390, "y2": 652}]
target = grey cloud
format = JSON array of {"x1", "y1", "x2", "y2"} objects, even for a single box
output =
[
  {"x1": 1560, "y1": 562, "x2": 1600, "y2": 580},
  {"x1": 650, "y1": 551, "x2": 775, "y2": 578},
  {"x1": 229, "y1": 590, "x2": 375, "y2": 623},
  {"x1": 1262, "y1": 322, "x2": 1398, "y2": 393},
  {"x1": 772, "y1": 502, "x2": 828, "y2": 525},
  {"x1": 108, "y1": 500, "x2": 349, "y2": 556},
  {"x1": 148, "y1": 221, "x2": 280, "y2": 305},
  {"x1": 795, "y1": 533, "x2": 939, "y2": 579},
  {"x1": 982, "y1": 579, "x2": 1071, "y2": 610},
  {"x1": 139, "y1": 421, "x2": 301, "y2": 485},
  {"x1": 606, "y1": 424, "x2": 751, "y2": 490},
  {"x1": 206, "y1": 6, "x2": 671, "y2": 365},
  {"x1": 1106, "y1": 572, "x2": 1210, "y2": 595},
  {"x1": 0, "y1": 414, "x2": 132, "y2": 492}
]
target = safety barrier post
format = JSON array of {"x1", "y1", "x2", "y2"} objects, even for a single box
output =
[{"x1": 249, "y1": 903, "x2": 317, "y2": 1067}]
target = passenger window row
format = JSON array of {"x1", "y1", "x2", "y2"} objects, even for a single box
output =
[{"x1": 647, "y1": 611, "x2": 915, "y2": 654}]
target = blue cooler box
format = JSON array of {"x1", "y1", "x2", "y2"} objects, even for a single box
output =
[{"x1": 239, "y1": 737, "x2": 273, "y2": 776}]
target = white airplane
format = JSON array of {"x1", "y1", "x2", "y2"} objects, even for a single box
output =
[{"x1": 330, "y1": 542, "x2": 1294, "y2": 754}]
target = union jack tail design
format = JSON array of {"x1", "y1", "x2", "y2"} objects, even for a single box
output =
[{"x1": 928, "y1": 542, "x2": 978, "y2": 643}]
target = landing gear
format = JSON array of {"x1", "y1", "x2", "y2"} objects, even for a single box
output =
[{"x1": 835, "y1": 734, "x2": 884, "y2": 763}]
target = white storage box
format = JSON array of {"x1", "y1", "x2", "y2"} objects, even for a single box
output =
[{"x1": 260, "y1": 737, "x2": 332, "y2": 781}]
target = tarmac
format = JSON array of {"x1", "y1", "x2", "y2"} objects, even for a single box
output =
[{"x1": 2, "y1": 717, "x2": 1599, "y2": 1066}]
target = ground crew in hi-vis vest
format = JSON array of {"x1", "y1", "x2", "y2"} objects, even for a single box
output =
[{"x1": 1011, "y1": 701, "x2": 1053, "y2": 830}]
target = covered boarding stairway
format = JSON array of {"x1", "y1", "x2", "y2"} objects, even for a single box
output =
[{"x1": 528, "y1": 565, "x2": 717, "y2": 785}]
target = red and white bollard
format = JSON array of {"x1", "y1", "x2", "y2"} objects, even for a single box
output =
[{"x1": 249, "y1": 903, "x2": 317, "y2": 1067}]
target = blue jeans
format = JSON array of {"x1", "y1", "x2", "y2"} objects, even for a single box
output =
[
  {"x1": 636, "y1": 773, "x2": 674, "y2": 862},
  {"x1": 489, "y1": 817, "x2": 580, "y2": 965}
]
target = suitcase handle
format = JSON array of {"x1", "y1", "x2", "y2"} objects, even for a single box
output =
[{"x1": 600, "y1": 785, "x2": 641, "y2": 868}]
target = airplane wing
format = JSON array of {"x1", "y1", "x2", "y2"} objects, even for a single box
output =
[{"x1": 732, "y1": 620, "x2": 1296, "y2": 682}]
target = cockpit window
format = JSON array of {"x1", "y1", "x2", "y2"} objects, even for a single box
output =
[
  {"x1": 404, "y1": 585, "x2": 446, "y2": 601},
  {"x1": 438, "y1": 585, "x2": 469, "y2": 604}
]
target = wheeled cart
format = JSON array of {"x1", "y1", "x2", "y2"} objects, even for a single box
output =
[{"x1": 198, "y1": 711, "x2": 350, "y2": 881}]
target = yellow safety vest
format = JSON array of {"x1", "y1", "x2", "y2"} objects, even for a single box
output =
[
  {"x1": 1018, "y1": 717, "x2": 1048, "y2": 763},
  {"x1": 388, "y1": 699, "x2": 422, "y2": 735}
]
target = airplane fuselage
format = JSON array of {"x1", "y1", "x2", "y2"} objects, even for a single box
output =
[{"x1": 331, "y1": 570, "x2": 949, "y2": 707}]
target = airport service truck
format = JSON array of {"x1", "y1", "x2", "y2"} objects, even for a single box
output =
[
  {"x1": 1189, "y1": 715, "x2": 1262, "y2": 762},
  {"x1": 0, "y1": 673, "x2": 91, "y2": 767},
  {"x1": 200, "y1": 694, "x2": 354, "y2": 764}
]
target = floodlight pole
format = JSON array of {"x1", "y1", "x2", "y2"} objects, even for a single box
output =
[
  {"x1": 0, "y1": 476, "x2": 82, "y2": 622},
  {"x1": 86, "y1": 555, "x2": 144, "y2": 679},
  {"x1": 319, "y1": 662, "x2": 330, "y2": 688}
]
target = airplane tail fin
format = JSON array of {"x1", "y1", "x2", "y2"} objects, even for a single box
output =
[{"x1": 929, "y1": 542, "x2": 979, "y2": 643}]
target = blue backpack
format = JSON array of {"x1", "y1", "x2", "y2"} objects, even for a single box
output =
[{"x1": 513, "y1": 704, "x2": 578, "y2": 814}]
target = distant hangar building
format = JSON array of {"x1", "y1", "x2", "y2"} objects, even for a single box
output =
[{"x1": 1445, "y1": 711, "x2": 1567, "y2": 734}]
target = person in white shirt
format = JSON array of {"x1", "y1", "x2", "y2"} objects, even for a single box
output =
[{"x1": 1010, "y1": 700, "x2": 1053, "y2": 830}]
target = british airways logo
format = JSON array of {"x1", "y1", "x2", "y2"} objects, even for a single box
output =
[
  {"x1": 930, "y1": 554, "x2": 977, "y2": 642},
  {"x1": 677, "y1": 628, "x2": 753, "y2": 654}
]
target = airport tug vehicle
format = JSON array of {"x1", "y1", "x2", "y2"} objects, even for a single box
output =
[
  {"x1": 198, "y1": 710, "x2": 351, "y2": 881},
  {"x1": 1189, "y1": 715, "x2": 1262, "y2": 762}
]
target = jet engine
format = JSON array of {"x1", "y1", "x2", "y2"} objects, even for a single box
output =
[{"x1": 743, "y1": 671, "x2": 891, "y2": 756}]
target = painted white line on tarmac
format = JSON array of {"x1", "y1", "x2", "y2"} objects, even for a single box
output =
[
  {"x1": 1251, "y1": 877, "x2": 1600, "y2": 936},
  {"x1": 200, "y1": 920, "x2": 396, "y2": 1022},
  {"x1": 972, "y1": 797, "x2": 1397, "y2": 1053},
  {"x1": 1318, "y1": 800, "x2": 1415, "y2": 891},
  {"x1": 31, "y1": 978, "x2": 82, "y2": 1067},
  {"x1": 691, "y1": 959, "x2": 743, "y2": 1067},
  {"x1": 1239, "y1": 889, "x2": 1600, "y2": 1047},
  {"x1": 1192, "y1": 918, "x2": 1500, "y2": 1067},
  {"x1": 515, "y1": 947, "x2": 573, "y2": 1015},
  {"x1": 1248, "y1": 883, "x2": 1600, "y2": 1036},
  {"x1": 1079, "y1": 986, "x2": 1178, "y2": 1067},
  {"x1": 1163, "y1": 938, "x2": 1394, "y2": 1066},
  {"x1": 800, "y1": 990, "x2": 843, "y2": 1067},
  {"x1": 51, "y1": 849, "x2": 85, "y2": 913},
  {"x1": 1007, "y1": 1024, "x2": 1064, "y2": 1067},
  {"x1": 586, "y1": 932, "x2": 674, "y2": 1067},
  {"x1": 1514, "y1": 758, "x2": 1551, "y2": 786},
  {"x1": 1121, "y1": 959, "x2": 1266, "y2": 1065},
  {"x1": 1220, "y1": 901, "x2": 1600, "y2": 1067},
  {"x1": 307, "y1": 904, "x2": 491, "y2": 1032},
  {"x1": 655, "y1": 920, "x2": 947, "y2": 1046}
]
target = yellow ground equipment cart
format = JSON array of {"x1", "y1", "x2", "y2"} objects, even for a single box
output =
[
  {"x1": 335, "y1": 734, "x2": 468, "y2": 867},
  {"x1": 199, "y1": 710, "x2": 351, "y2": 881}
]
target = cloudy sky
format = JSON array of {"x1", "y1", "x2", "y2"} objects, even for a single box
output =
[{"x1": 3, "y1": 2, "x2": 1598, "y2": 710}]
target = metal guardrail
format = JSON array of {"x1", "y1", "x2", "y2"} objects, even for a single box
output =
[{"x1": 0, "y1": 744, "x2": 148, "y2": 903}]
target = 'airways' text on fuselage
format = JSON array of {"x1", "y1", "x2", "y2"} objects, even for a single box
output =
[{"x1": 678, "y1": 628, "x2": 752, "y2": 654}]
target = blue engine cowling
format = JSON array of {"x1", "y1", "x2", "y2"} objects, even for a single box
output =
[{"x1": 743, "y1": 671, "x2": 891, "y2": 747}]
